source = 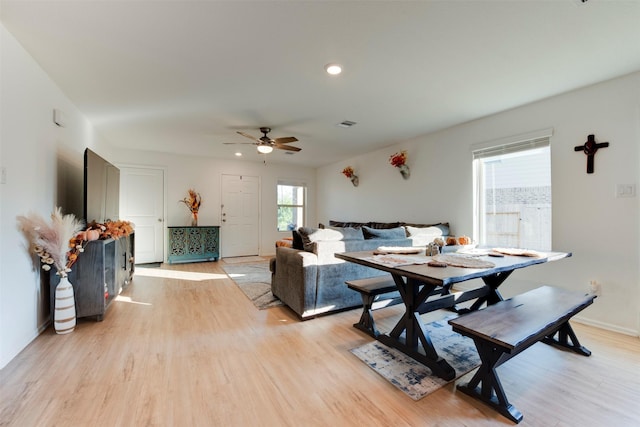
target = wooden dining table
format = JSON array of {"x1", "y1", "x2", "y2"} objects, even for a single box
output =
[{"x1": 335, "y1": 249, "x2": 571, "y2": 380}]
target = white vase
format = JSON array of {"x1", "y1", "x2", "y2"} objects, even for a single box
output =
[{"x1": 54, "y1": 276, "x2": 76, "y2": 334}]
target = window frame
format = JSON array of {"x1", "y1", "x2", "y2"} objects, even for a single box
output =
[
  {"x1": 472, "y1": 129, "x2": 553, "y2": 250},
  {"x1": 276, "y1": 181, "x2": 307, "y2": 232}
]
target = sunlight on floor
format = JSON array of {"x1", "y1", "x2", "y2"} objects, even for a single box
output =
[
  {"x1": 135, "y1": 267, "x2": 228, "y2": 281},
  {"x1": 114, "y1": 295, "x2": 152, "y2": 306}
]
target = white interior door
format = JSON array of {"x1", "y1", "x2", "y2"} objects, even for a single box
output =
[
  {"x1": 119, "y1": 167, "x2": 165, "y2": 264},
  {"x1": 221, "y1": 174, "x2": 259, "y2": 258}
]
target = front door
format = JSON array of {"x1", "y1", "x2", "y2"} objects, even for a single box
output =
[
  {"x1": 220, "y1": 174, "x2": 259, "y2": 257},
  {"x1": 119, "y1": 166, "x2": 165, "y2": 264}
]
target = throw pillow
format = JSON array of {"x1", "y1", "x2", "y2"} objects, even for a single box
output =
[
  {"x1": 405, "y1": 225, "x2": 444, "y2": 237},
  {"x1": 291, "y1": 229, "x2": 304, "y2": 250},
  {"x1": 367, "y1": 221, "x2": 402, "y2": 229},
  {"x1": 328, "y1": 226, "x2": 365, "y2": 240},
  {"x1": 329, "y1": 220, "x2": 367, "y2": 228},
  {"x1": 362, "y1": 225, "x2": 407, "y2": 240},
  {"x1": 297, "y1": 227, "x2": 345, "y2": 251}
]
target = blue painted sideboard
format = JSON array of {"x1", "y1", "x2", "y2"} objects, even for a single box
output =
[{"x1": 168, "y1": 226, "x2": 220, "y2": 264}]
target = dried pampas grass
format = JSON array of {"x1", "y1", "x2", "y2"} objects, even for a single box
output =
[{"x1": 17, "y1": 207, "x2": 84, "y2": 277}]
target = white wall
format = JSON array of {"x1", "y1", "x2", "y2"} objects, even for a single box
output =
[
  {"x1": 0, "y1": 22, "x2": 317, "y2": 368},
  {"x1": 317, "y1": 72, "x2": 640, "y2": 335},
  {"x1": 108, "y1": 149, "x2": 316, "y2": 258},
  {"x1": 0, "y1": 24, "x2": 113, "y2": 368}
]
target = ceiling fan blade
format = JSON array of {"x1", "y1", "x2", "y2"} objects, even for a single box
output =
[
  {"x1": 223, "y1": 142, "x2": 255, "y2": 145},
  {"x1": 237, "y1": 131, "x2": 259, "y2": 141},
  {"x1": 273, "y1": 136, "x2": 298, "y2": 144},
  {"x1": 275, "y1": 144, "x2": 301, "y2": 152}
]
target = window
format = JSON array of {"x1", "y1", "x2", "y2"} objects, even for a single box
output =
[
  {"x1": 473, "y1": 133, "x2": 552, "y2": 251},
  {"x1": 277, "y1": 182, "x2": 306, "y2": 231}
]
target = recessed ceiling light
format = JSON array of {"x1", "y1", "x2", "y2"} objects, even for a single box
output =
[
  {"x1": 235, "y1": 152, "x2": 242, "y2": 157},
  {"x1": 325, "y1": 63, "x2": 342, "y2": 75}
]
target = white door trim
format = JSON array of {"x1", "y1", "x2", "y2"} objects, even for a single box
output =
[{"x1": 116, "y1": 163, "x2": 168, "y2": 263}]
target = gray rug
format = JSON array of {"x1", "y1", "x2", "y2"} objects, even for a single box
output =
[
  {"x1": 221, "y1": 262, "x2": 283, "y2": 310},
  {"x1": 351, "y1": 318, "x2": 480, "y2": 400}
]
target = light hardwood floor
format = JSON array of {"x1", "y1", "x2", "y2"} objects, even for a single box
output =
[{"x1": 1, "y1": 260, "x2": 639, "y2": 427}]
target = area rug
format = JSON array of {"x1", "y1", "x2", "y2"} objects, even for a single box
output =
[
  {"x1": 222, "y1": 256, "x2": 268, "y2": 264},
  {"x1": 221, "y1": 262, "x2": 283, "y2": 310},
  {"x1": 350, "y1": 319, "x2": 480, "y2": 400}
]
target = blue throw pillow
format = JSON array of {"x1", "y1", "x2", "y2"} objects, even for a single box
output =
[
  {"x1": 362, "y1": 226, "x2": 407, "y2": 240},
  {"x1": 328, "y1": 226, "x2": 365, "y2": 240}
]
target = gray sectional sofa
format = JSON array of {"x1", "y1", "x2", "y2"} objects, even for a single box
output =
[{"x1": 270, "y1": 221, "x2": 450, "y2": 319}]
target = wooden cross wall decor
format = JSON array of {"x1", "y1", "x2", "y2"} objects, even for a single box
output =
[{"x1": 574, "y1": 134, "x2": 609, "y2": 174}]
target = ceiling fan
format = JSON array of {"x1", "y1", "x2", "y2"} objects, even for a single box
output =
[{"x1": 225, "y1": 127, "x2": 301, "y2": 154}]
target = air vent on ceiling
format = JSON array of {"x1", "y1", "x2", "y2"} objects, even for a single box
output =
[{"x1": 337, "y1": 120, "x2": 357, "y2": 128}]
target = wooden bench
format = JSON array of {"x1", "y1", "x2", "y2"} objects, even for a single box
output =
[
  {"x1": 346, "y1": 276, "x2": 403, "y2": 337},
  {"x1": 448, "y1": 285, "x2": 596, "y2": 424}
]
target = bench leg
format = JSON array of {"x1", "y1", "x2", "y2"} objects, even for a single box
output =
[
  {"x1": 353, "y1": 294, "x2": 379, "y2": 338},
  {"x1": 457, "y1": 340, "x2": 523, "y2": 424},
  {"x1": 542, "y1": 321, "x2": 591, "y2": 356}
]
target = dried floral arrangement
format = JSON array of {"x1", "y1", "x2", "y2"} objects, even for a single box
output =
[
  {"x1": 18, "y1": 208, "x2": 135, "y2": 278},
  {"x1": 389, "y1": 150, "x2": 408, "y2": 168},
  {"x1": 86, "y1": 220, "x2": 134, "y2": 240},
  {"x1": 179, "y1": 189, "x2": 202, "y2": 214},
  {"x1": 17, "y1": 207, "x2": 85, "y2": 278},
  {"x1": 341, "y1": 166, "x2": 355, "y2": 178}
]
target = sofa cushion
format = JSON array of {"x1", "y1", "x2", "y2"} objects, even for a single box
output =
[
  {"x1": 327, "y1": 226, "x2": 364, "y2": 240},
  {"x1": 291, "y1": 229, "x2": 304, "y2": 250},
  {"x1": 402, "y1": 222, "x2": 450, "y2": 236},
  {"x1": 298, "y1": 227, "x2": 342, "y2": 251},
  {"x1": 405, "y1": 225, "x2": 446, "y2": 246},
  {"x1": 329, "y1": 220, "x2": 368, "y2": 229},
  {"x1": 362, "y1": 226, "x2": 407, "y2": 240},
  {"x1": 367, "y1": 221, "x2": 402, "y2": 229},
  {"x1": 405, "y1": 225, "x2": 444, "y2": 237}
]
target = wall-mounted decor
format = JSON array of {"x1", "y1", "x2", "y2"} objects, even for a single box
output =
[
  {"x1": 574, "y1": 134, "x2": 609, "y2": 174},
  {"x1": 180, "y1": 189, "x2": 202, "y2": 226},
  {"x1": 342, "y1": 166, "x2": 359, "y2": 187},
  {"x1": 389, "y1": 150, "x2": 410, "y2": 179}
]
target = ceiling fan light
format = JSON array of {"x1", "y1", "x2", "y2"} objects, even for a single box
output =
[
  {"x1": 257, "y1": 145, "x2": 273, "y2": 154},
  {"x1": 325, "y1": 63, "x2": 342, "y2": 75}
]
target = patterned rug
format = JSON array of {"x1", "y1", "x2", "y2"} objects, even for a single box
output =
[
  {"x1": 221, "y1": 261, "x2": 283, "y2": 310},
  {"x1": 351, "y1": 318, "x2": 480, "y2": 400},
  {"x1": 222, "y1": 256, "x2": 267, "y2": 264}
]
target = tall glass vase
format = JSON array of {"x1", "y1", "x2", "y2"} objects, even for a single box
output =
[
  {"x1": 191, "y1": 211, "x2": 198, "y2": 227},
  {"x1": 54, "y1": 276, "x2": 76, "y2": 334}
]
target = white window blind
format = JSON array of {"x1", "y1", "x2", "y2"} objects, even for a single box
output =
[
  {"x1": 472, "y1": 136, "x2": 550, "y2": 159},
  {"x1": 473, "y1": 131, "x2": 552, "y2": 251}
]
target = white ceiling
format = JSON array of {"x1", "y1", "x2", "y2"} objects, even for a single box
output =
[{"x1": 2, "y1": 0, "x2": 640, "y2": 168}]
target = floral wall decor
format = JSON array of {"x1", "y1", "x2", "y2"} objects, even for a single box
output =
[
  {"x1": 342, "y1": 166, "x2": 359, "y2": 187},
  {"x1": 180, "y1": 188, "x2": 202, "y2": 226},
  {"x1": 389, "y1": 150, "x2": 410, "y2": 179}
]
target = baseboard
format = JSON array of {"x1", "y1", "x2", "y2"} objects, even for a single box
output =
[
  {"x1": 573, "y1": 315, "x2": 639, "y2": 337},
  {"x1": 37, "y1": 318, "x2": 51, "y2": 334}
]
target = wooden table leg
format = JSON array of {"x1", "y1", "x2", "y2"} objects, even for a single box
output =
[
  {"x1": 542, "y1": 321, "x2": 592, "y2": 356},
  {"x1": 381, "y1": 275, "x2": 456, "y2": 381},
  {"x1": 457, "y1": 340, "x2": 523, "y2": 424}
]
